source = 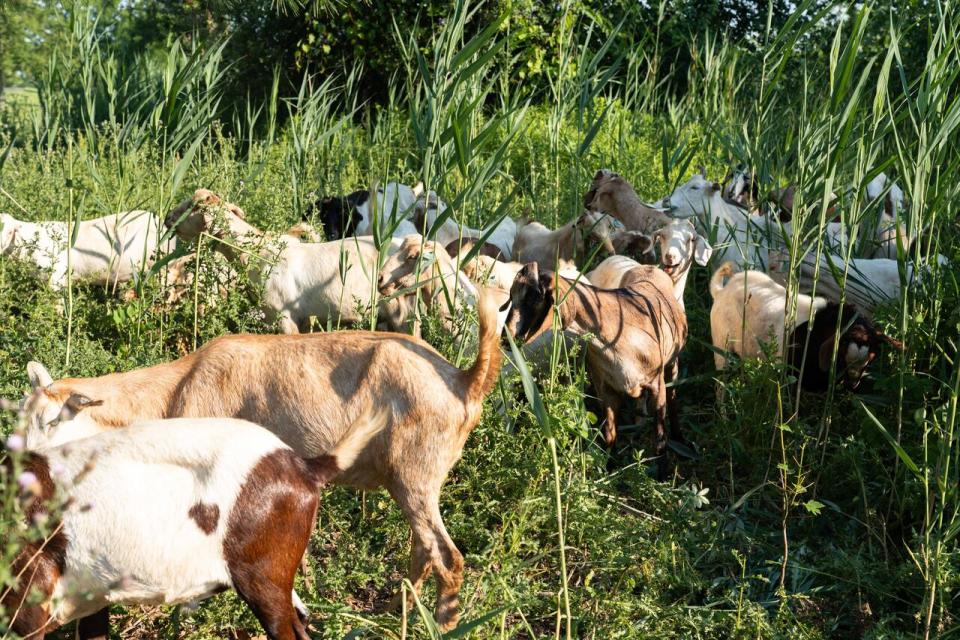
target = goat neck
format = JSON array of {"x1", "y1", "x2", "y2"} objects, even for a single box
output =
[
  {"x1": 612, "y1": 185, "x2": 671, "y2": 233},
  {"x1": 668, "y1": 264, "x2": 690, "y2": 311},
  {"x1": 211, "y1": 215, "x2": 284, "y2": 274},
  {"x1": 548, "y1": 277, "x2": 602, "y2": 338}
]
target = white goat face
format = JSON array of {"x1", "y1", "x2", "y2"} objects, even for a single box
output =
[
  {"x1": 22, "y1": 362, "x2": 106, "y2": 450},
  {"x1": 656, "y1": 174, "x2": 723, "y2": 218},
  {"x1": 377, "y1": 235, "x2": 438, "y2": 296},
  {"x1": 653, "y1": 219, "x2": 712, "y2": 278}
]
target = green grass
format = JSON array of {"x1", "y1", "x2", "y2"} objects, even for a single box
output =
[{"x1": 1, "y1": 1, "x2": 959, "y2": 638}]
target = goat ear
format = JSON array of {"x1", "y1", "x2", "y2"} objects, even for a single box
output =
[
  {"x1": 694, "y1": 235, "x2": 713, "y2": 266},
  {"x1": 818, "y1": 334, "x2": 837, "y2": 372},
  {"x1": 520, "y1": 261, "x2": 540, "y2": 284},
  {"x1": 412, "y1": 181, "x2": 424, "y2": 197},
  {"x1": 594, "y1": 169, "x2": 604, "y2": 180},
  {"x1": 697, "y1": 165, "x2": 707, "y2": 177},
  {"x1": 65, "y1": 393, "x2": 103, "y2": 412},
  {"x1": 710, "y1": 182, "x2": 722, "y2": 193},
  {"x1": 27, "y1": 362, "x2": 53, "y2": 390}
]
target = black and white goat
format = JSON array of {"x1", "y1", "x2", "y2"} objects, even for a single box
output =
[{"x1": 709, "y1": 262, "x2": 902, "y2": 390}]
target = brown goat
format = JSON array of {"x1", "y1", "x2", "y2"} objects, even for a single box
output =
[
  {"x1": 583, "y1": 169, "x2": 672, "y2": 234},
  {"x1": 502, "y1": 263, "x2": 687, "y2": 475},
  {"x1": 22, "y1": 291, "x2": 503, "y2": 630}
]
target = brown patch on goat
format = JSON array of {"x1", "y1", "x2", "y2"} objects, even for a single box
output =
[
  {"x1": 188, "y1": 502, "x2": 221, "y2": 535},
  {"x1": 224, "y1": 449, "x2": 321, "y2": 640},
  {"x1": 2, "y1": 453, "x2": 69, "y2": 639}
]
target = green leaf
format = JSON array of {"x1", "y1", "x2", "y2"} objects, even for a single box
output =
[
  {"x1": 803, "y1": 500, "x2": 825, "y2": 516},
  {"x1": 504, "y1": 331, "x2": 552, "y2": 438},
  {"x1": 859, "y1": 401, "x2": 921, "y2": 478}
]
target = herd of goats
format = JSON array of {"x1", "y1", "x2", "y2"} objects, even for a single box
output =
[{"x1": 0, "y1": 166, "x2": 941, "y2": 638}]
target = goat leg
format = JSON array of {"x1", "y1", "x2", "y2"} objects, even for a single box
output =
[
  {"x1": 386, "y1": 489, "x2": 437, "y2": 615},
  {"x1": 595, "y1": 379, "x2": 622, "y2": 447},
  {"x1": 650, "y1": 375, "x2": 669, "y2": 480},
  {"x1": 664, "y1": 360, "x2": 685, "y2": 446}
]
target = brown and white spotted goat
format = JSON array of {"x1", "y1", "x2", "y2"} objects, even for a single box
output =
[
  {"x1": 3, "y1": 412, "x2": 384, "y2": 640},
  {"x1": 502, "y1": 262, "x2": 687, "y2": 475}
]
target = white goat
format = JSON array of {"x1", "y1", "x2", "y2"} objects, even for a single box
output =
[
  {"x1": 166, "y1": 189, "x2": 405, "y2": 333},
  {"x1": 0, "y1": 210, "x2": 175, "y2": 291},
  {"x1": 655, "y1": 171, "x2": 779, "y2": 269},
  {"x1": 796, "y1": 251, "x2": 947, "y2": 314},
  {"x1": 7, "y1": 407, "x2": 383, "y2": 640},
  {"x1": 353, "y1": 182, "x2": 422, "y2": 238}
]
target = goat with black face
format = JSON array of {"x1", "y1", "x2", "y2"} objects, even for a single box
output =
[
  {"x1": 306, "y1": 189, "x2": 369, "y2": 240},
  {"x1": 709, "y1": 262, "x2": 903, "y2": 391},
  {"x1": 502, "y1": 262, "x2": 687, "y2": 476}
]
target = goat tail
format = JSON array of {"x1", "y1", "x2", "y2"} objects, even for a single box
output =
[
  {"x1": 462, "y1": 286, "x2": 504, "y2": 404},
  {"x1": 304, "y1": 408, "x2": 390, "y2": 486},
  {"x1": 710, "y1": 262, "x2": 738, "y2": 299}
]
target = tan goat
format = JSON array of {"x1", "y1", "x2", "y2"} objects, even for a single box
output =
[
  {"x1": 582, "y1": 169, "x2": 672, "y2": 234},
  {"x1": 512, "y1": 211, "x2": 616, "y2": 269},
  {"x1": 23, "y1": 290, "x2": 503, "y2": 630},
  {"x1": 502, "y1": 263, "x2": 687, "y2": 475}
]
